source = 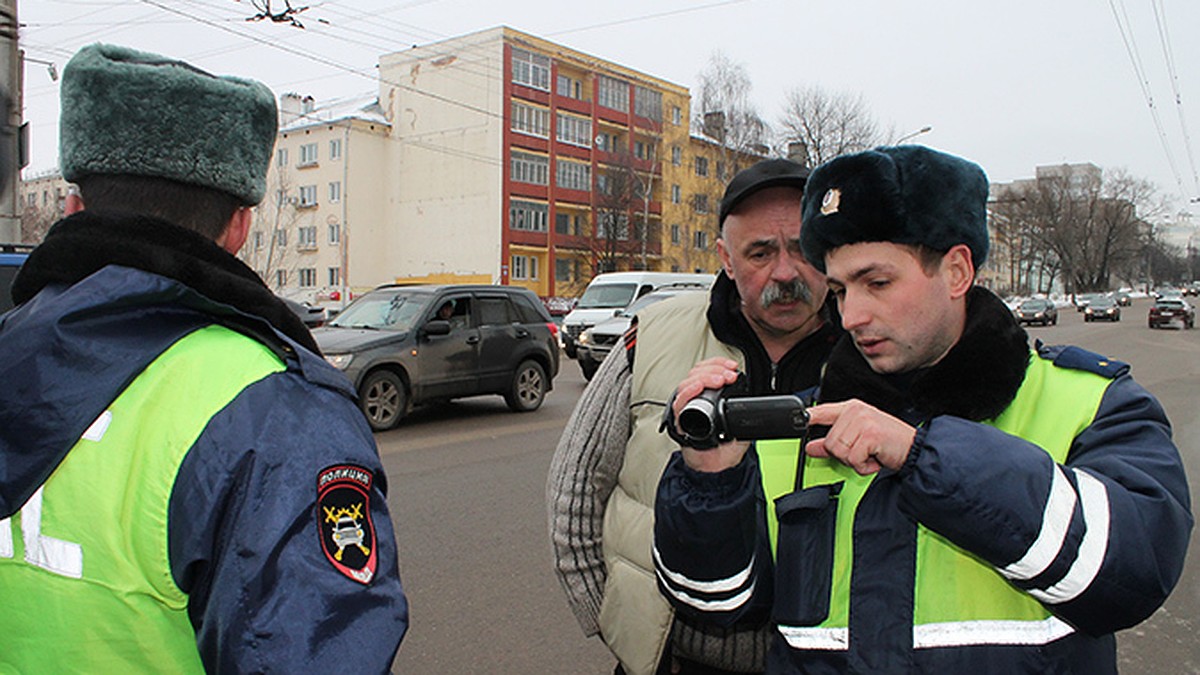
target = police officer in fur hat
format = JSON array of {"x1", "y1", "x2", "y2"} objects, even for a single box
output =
[
  {"x1": 0, "y1": 44, "x2": 408, "y2": 672},
  {"x1": 654, "y1": 145, "x2": 1191, "y2": 673}
]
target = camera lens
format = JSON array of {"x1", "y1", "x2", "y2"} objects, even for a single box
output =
[{"x1": 678, "y1": 397, "x2": 718, "y2": 442}]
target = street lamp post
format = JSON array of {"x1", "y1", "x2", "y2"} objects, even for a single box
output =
[{"x1": 895, "y1": 125, "x2": 933, "y2": 144}]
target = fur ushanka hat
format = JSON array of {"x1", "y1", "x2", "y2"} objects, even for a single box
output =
[
  {"x1": 800, "y1": 145, "x2": 990, "y2": 273},
  {"x1": 59, "y1": 44, "x2": 277, "y2": 205}
]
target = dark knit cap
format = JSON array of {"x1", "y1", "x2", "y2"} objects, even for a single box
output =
[
  {"x1": 800, "y1": 145, "x2": 990, "y2": 273},
  {"x1": 719, "y1": 158, "x2": 809, "y2": 227},
  {"x1": 59, "y1": 44, "x2": 277, "y2": 205}
]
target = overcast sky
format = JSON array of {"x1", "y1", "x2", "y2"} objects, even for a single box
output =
[{"x1": 20, "y1": 0, "x2": 1200, "y2": 218}]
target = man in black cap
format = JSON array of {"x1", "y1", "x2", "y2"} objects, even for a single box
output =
[
  {"x1": 548, "y1": 158, "x2": 841, "y2": 675},
  {"x1": 0, "y1": 44, "x2": 408, "y2": 671},
  {"x1": 654, "y1": 146, "x2": 1191, "y2": 673}
]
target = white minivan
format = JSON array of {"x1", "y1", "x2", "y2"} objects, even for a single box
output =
[{"x1": 560, "y1": 271, "x2": 715, "y2": 359}]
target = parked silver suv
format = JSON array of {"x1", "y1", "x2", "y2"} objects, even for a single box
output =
[{"x1": 314, "y1": 284, "x2": 560, "y2": 430}]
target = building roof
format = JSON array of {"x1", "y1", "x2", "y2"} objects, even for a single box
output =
[{"x1": 279, "y1": 93, "x2": 390, "y2": 133}]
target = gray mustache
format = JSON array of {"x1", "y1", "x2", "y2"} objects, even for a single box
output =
[{"x1": 760, "y1": 279, "x2": 814, "y2": 309}]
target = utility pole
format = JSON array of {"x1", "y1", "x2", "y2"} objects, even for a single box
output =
[{"x1": 0, "y1": 0, "x2": 20, "y2": 242}]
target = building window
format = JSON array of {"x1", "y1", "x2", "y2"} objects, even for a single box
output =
[
  {"x1": 596, "y1": 173, "x2": 610, "y2": 195},
  {"x1": 275, "y1": 269, "x2": 287, "y2": 288},
  {"x1": 695, "y1": 156, "x2": 709, "y2": 177},
  {"x1": 510, "y1": 199, "x2": 548, "y2": 232},
  {"x1": 299, "y1": 268, "x2": 317, "y2": 288},
  {"x1": 555, "y1": 256, "x2": 575, "y2": 282},
  {"x1": 670, "y1": 223, "x2": 680, "y2": 244},
  {"x1": 671, "y1": 184, "x2": 681, "y2": 204},
  {"x1": 672, "y1": 106, "x2": 682, "y2": 125},
  {"x1": 328, "y1": 181, "x2": 341, "y2": 203},
  {"x1": 276, "y1": 148, "x2": 288, "y2": 167},
  {"x1": 299, "y1": 142, "x2": 318, "y2": 167},
  {"x1": 597, "y1": 214, "x2": 629, "y2": 240},
  {"x1": 595, "y1": 132, "x2": 618, "y2": 153},
  {"x1": 298, "y1": 225, "x2": 318, "y2": 249},
  {"x1": 672, "y1": 146, "x2": 681, "y2": 166},
  {"x1": 717, "y1": 161, "x2": 727, "y2": 181},
  {"x1": 634, "y1": 140, "x2": 650, "y2": 160},
  {"x1": 634, "y1": 86, "x2": 662, "y2": 121},
  {"x1": 694, "y1": 230, "x2": 709, "y2": 250},
  {"x1": 597, "y1": 75, "x2": 629, "y2": 112},
  {"x1": 555, "y1": 212, "x2": 584, "y2": 236},
  {"x1": 556, "y1": 112, "x2": 592, "y2": 147},
  {"x1": 511, "y1": 101, "x2": 550, "y2": 138},
  {"x1": 693, "y1": 194, "x2": 709, "y2": 214},
  {"x1": 556, "y1": 74, "x2": 583, "y2": 100},
  {"x1": 328, "y1": 267, "x2": 340, "y2": 286},
  {"x1": 253, "y1": 231, "x2": 264, "y2": 250},
  {"x1": 556, "y1": 160, "x2": 590, "y2": 191},
  {"x1": 511, "y1": 48, "x2": 550, "y2": 91},
  {"x1": 511, "y1": 151, "x2": 549, "y2": 186},
  {"x1": 274, "y1": 228, "x2": 287, "y2": 247},
  {"x1": 511, "y1": 255, "x2": 539, "y2": 280},
  {"x1": 298, "y1": 184, "x2": 318, "y2": 207},
  {"x1": 329, "y1": 138, "x2": 342, "y2": 160},
  {"x1": 328, "y1": 222, "x2": 341, "y2": 244}
]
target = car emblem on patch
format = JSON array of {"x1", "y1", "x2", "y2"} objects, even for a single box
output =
[
  {"x1": 317, "y1": 464, "x2": 378, "y2": 584},
  {"x1": 821, "y1": 188, "x2": 841, "y2": 215}
]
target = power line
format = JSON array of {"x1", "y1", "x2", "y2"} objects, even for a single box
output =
[
  {"x1": 1150, "y1": 0, "x2": 1199, "y2": 198},
  {"x1": 1108, "y1": 0, "x2": 1184, "y2": 197}
]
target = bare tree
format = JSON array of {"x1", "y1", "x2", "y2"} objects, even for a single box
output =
[
  {"x1": 590, "y1": 150, "x2": 647, "y2": 274},
  {"x1": 776, "y1": 86, "x2": 884, "y2": 168},
  {"x1": 991, "y1": 167, "x2": 1162, "y2": 295},
  {"x1": 695, "y1": 51, "x2": 768, "y2": 156},
  {"x1": 240, "y1": 171, "x2": 303, "y2": 290}
]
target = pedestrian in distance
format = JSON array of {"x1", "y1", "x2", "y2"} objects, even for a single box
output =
[
  {"x1": 653, "y1": 145, "x2": 1192, "y2": 674},
  {"x1": 548, "y1": 159, "x2": 842, "y2": 675},
  {"x1": 0, "y1": 44, "x2": 409, "y2": 672}
]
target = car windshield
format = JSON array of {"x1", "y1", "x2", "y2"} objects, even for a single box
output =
[
  {"x1": 1090, "y1": 297, "x2": 1116, "y2": 308},
  {"x1": 329, "y1": 290, "x2": 428, "y2": 330},
  {"x1": 1156, "y1": 300, "x2": 1185, "y2": 309},
  {"x1": 1019, "y1": 300, "x2": 1048, "y2": 310},
  {"x1": 577, "y1": 283, "x2": 638, "y2": 309}
]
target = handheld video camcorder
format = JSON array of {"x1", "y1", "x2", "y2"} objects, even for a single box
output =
[{"x1": 675, "y1": 387, "x2": 809, "y2": 448}]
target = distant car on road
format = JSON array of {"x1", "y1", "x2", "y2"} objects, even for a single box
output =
[
  {"x1": 1113, "y1": 291, "x2": 1132, "y2": 307},
  {"x1": 1084, "y1": 296, "x2": 1121, "y2": 322},
  {"x1": 1073, "y1": 292, "x2": 1105, "y2": 312},
  {"x1": 575, "y1": 283, "x2": 710, "y2": 380},
  {"x1": 1148, "y1": 298, "x2": 1195, "y2": 329},
  {"x1": 1015, "y1": 298, "x2": 1058, "y2": 326},
  {"x1": 314, "y1": 284, "x2": 560, "y2": 430}
]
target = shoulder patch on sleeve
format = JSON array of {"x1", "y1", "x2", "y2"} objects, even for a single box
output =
[
  {"x1": 1035, "y1": 341, "x2": 1129, "y2": 379},
  {"x1": 317, "y1": 464, "x2": 378, "y2": 584}
]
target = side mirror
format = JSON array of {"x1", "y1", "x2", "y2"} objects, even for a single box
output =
[{"x1": 423, "y1": 319, "x2": 452, "y2": 337}]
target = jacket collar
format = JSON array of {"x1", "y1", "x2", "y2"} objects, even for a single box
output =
[
  {"x1": 817, "y1": 286, "x2": 1030, "y2": 422},
  {"x1": 13, "y1": 210, "x2": 319, "y2": 353}
]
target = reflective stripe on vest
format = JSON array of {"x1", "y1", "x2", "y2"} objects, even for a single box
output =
[
  {"x1": 758, "y1": 350, "x2": 1111, "y2": 650},
  {"x1": 0, "y1": 325, "x2": 285, "y2": 672}
]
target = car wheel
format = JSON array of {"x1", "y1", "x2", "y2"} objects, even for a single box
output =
[
  {"x1": 1052, "y1": 315, "x2": 1058, "y2": 325},
  {"x1": 359, "y1": 370, "x2": 407, "y2": 431},
  {"x1": 506, "y1": 360, "x2": 547, "y2": 412}
]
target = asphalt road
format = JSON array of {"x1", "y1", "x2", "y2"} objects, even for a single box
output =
[{"x1": 377, "y1": 296, "x2": 1200, "y2": 674}]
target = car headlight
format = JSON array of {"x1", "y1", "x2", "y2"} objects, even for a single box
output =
[
  {"x1": 324, "y1": 353, "x2": 354, "y2": 370},
  {"x1": 578, "y1": 331, "x2": 591, "y2": 346}
]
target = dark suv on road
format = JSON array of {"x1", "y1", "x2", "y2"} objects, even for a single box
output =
[{"x1": 314, "y1": 284, "x2": 560, "y2": 430}]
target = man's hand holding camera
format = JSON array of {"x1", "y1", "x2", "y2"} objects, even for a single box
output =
[
  {"x1": 669, "y1": 358, "x2": 916, "y2": 476},
  {"x1": 805, "y1": 400, "x2": 916, "y2": 475},
  {"x1": 670, "y1": 358, "x2": 752, "y2": 473}
]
